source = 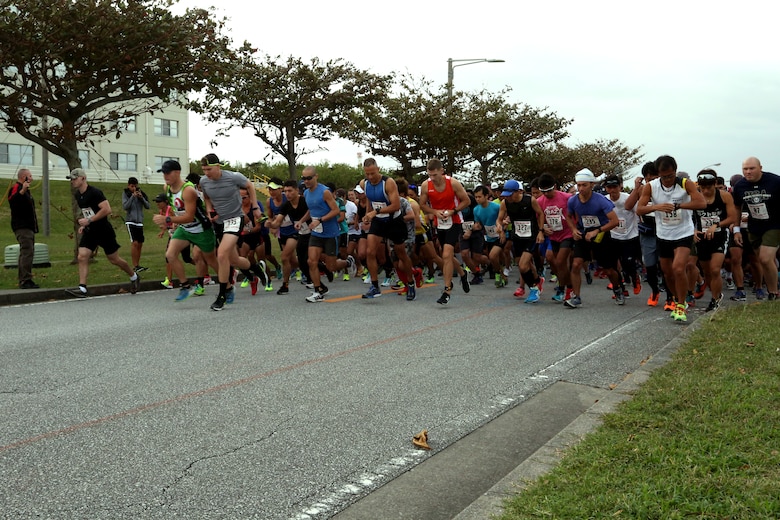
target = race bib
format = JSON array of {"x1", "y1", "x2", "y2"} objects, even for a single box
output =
[
  {"x1": 661, "y1": 210, "x2": 682, "y2": 226},
  {"x1": 462, "y1": 221, "x2": 474, "y2": 232},
  {"x1": 437, "y1": 215, "x2": 452, "y2": 230},
  {"x1": 546, "y1": 214, "x2": 563, "y2": 232},
  {"x1": 81, "y1": 208, "x2": 96, "y2": 220},
  {"x1": 581, "y1": 215, "x2": 600, "y2": 229},
  {"x1": 615, "y1": 218, "x2": 627, "y2": 233},
  {"x1": 223, "y1": 216, "x2": 242, "y2": 234},
  {"x1": 372, "y1": 201, "x2": 389, "y2": 219},
  {"x1": 747, "y1": 203, "x2": 769, "y2": 220},
  {"x1": 299, "y1": 221, "x2": 311, "y2": 235},
  {"x1": 311, "y1": 219, "x2": 324, "y2": 233},
  {"x1": 281, "y1": 214, "x2": 293, "y2": 227},
  {"x1": 484, "y1": 225, "x2": 499, "y2": 238},
  {"x1": 513, "y1": 220, "x2": 532, "y2": 238},
  {"x1": 700, "y1": 215, "x2": 720, "y2": 229}
]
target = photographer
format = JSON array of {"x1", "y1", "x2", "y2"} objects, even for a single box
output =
[
  {"x1": 8, "y1": 168, "x2": 40, "y2": 289},
  {"x1": 122, "y1": 176, "x2": 150, "y2": 272}
]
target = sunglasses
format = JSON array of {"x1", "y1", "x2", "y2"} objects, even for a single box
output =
[{"x1": 301, "y1": 175, "x2": 314, "y2": 181}]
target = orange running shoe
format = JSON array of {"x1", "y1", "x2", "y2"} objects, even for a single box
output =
[{"x1": 647, "y1": 292, "x2": 660, "y2": 307}]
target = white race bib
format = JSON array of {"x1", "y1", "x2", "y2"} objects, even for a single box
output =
[
  {"x1": 281, "y1": 214, "x2": 293, "y2": 227},
  {"x1": 661, "y1": 210, "x2": 682, "y2": 226},
  {"x1": 700, "y1": 215, "x2": 720, "y2": 229},
  {"x1": 372, "y1": 201, "x2": 389, "y2": 219},
  {"x1": 581, "y1": 215, "x2": 600, "y2": 229},
  {"x1": 299, "y1": 221, "x2": 311, "y2": 235},
  {"x1": 484, "y1": 225, "x2": 498, "y2": 239},
  {"x1": 747, "y1": 202, "x2": 769, "y2": 220},
  {"x1": 462, "y1": 221, "x2": 474, "y2": 232},
  {"x1": 81, "y1": 208, "x2": 96, "y2": 220},
  {"x1": 513, "y1": 220, "x2": 532, "y2": 238},
  {"x1": 546, "y1": 214, "x2": 563, "y2": 232},
  {"x1": 437, "y1": 215, "x2": 452, "y2": 230},
  {"x1": 223, "y1": 216, "x2": 242, "y2": 234},
  {"x1": 615, "y1": 218, "x2": 627, "y2": 233}
]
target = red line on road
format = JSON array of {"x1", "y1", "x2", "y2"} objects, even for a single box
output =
[{"x1": 0, "y1": 305, "x2": 506, "y2": 454}]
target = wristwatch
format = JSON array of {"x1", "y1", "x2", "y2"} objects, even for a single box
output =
[{"x1": 165, "y1": 216, "x2": 172, "y2": 224}]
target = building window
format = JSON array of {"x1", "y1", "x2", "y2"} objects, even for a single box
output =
[
  {"x1": 56, "y1": 150, "x2": 90, "y2": 169},
  {"x1": 154, "y1": 118, "x2": 178, "y2": 137},
  {"x1": 0, "y1": 144, "x2": 34, "y2": 165},
  {"x1": 116, "y1": 116, "x2": 136, "y2": 133},
  {"x1": 110, "y1": 152, "x2": 137, "y2": 171},
  {"x1": 154, "y1": 156, "x2": 180, "y2": 171}
]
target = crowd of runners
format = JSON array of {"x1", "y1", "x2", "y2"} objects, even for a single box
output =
[{"x1": 62, "y1": 153, "x2": 778, "y2": 317}]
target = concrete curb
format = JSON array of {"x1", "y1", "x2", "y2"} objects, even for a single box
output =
[
  {"x1": 0, "y1": 279, "x2": 167, "y2": 306},
  {"x1": 452, "y1": 316, "x2": 706, "y2": 519}
]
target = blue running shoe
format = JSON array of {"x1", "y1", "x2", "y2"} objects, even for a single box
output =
[
  {"x1": 175, "y1": 286, "x2": 193, "y2": 301},
  {"x1": 363, "y1": 285, "x2": 382, "y2": 299},
  {"x1": 225, "y1": 287, "x2": 235, "y2": 304}
]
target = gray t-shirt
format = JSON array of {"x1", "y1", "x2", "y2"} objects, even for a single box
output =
[{"x1": 199, "y1": 170, "x2": 249, "y2": 222}]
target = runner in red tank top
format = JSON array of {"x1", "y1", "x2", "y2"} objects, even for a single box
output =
[{"x1": 418, "y1": 158, "x2": 471, "y2": 305}]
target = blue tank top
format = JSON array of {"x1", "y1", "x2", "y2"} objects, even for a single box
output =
[{"x1": 304, "y1": 184, "x2": 340, "y2": 238}]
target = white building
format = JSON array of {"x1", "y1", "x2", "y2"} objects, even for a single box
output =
[{"x1": 0, "y1": 105, "x2": 189, "y2": 185}]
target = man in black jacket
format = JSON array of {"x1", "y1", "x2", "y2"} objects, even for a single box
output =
[{"x1": 8, "y1": 168, "x2": 39, "y2": 289}]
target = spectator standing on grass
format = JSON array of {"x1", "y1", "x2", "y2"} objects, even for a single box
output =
[
  {"x1": 122, "y1": 176, "x2": 150, "y2": 272},
  {"x1": 64, "y1": 168, "x2": 140, "y2": 298},
  {"x1": 8, "y1": 168, "x2": 39, "y2": 289}
]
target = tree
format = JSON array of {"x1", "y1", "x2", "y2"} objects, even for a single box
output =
[
  {"x1": 454, "y1": 89, "x2": 571, "y2": 186},
  {"x1": 500, "y1": 138, "x2": 644, "y2": 187},
  {"x1": 340, "y1": 76, "x2": 450, "y2": 181},
  {"x1": 1, "y1": 0, "x2": 233, "y2": 260},
  {"x1": 0, "y1": 0, "x2": 234, "y2": 169},
  {"x1": 196, "y1": 48, "x2": 392, "y2": 180}
]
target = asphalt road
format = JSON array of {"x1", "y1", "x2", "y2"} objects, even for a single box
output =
[{"x1": 0, "y1": 275, "x2": 698, "y2": 519}]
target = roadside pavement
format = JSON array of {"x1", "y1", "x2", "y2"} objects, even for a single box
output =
[{"x1": 3, "y1": 280, "x2": 709, "y2": 519}]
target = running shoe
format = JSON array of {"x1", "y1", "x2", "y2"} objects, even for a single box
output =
[
  {"x1": 193, "y1": 284, "x2": 205, "y2": 296},
  {"x1": 756, "y1": 288, "x2": 766, "y2": 300},
  {"x1": 614, "y1": 289, "x2": 625, "y2": 305},
  {"x1": 633, "y1": 277, "x2": 642, "y2": 295},
  {"x1": 413, "y1": 267, "x2": 424, "y2": 288},
  {"x1": 175, "y1": 286, "x2": 193, "y2": 301},
  {"x1": 343, "y1": 273, "x2": 350, "y2": 281},
  {"x1": 663, "y1": 299, "x2": 676, "y2": 311},
  {"x1": 346, "y1": 255, "x2": 357, "y2": 277},
  {"x1": 730, "y1": 290, "x2": 746, "y2": 301},
  {"x1": 685, "y1": 293, "x2": 695, "y2": 307},
  {"x1": 725, "y1": 278, "x2": 735, "y2": 290},
  {"x1": 65, "y1": 287, "x2": 88, "y2": 298},
  {"x1": 436, "y1": 292, "x2": 451, "y2": 305},
  {"x1": 502, "y1": 267, "x2": 511, "y2": 277},
  {"x1": 705, "y1": 294, "x2": 723, "y2": 312},
  {"x1": 240, "y1": 278, "x2": 250, "y2": 288},
  {"x1": 380, "y1": 276, "x2": 394, "y2": 287},
  {"x1": 305, "y1": 291, "x2": 324, "y2": 303},
  {"x1": 424, "y1": 275, "x2": 436, "y2": 284},
  {"x1": 363, "y1": 285, "x2": 382, "y2": 299},
  {"x1": 256, "y1": 260, "x2": 268, "y2": 287},
  {"x1": 130, "y1": 274, "x2": 140, "y2": 294},
  {"x1": 470, "y1": 273, "x2": 484, "y2": 285},
  {"x1": 585, "y1": 268, "x2": 593, "y2": 285},
  {"x1": 161, "y1": 277, "x2": 173, "y2": 289},
  {"x1": 203, "y1": 275, "x2": 215, "y2": 285},
  {"x1": 647, "y1": 292, "x2": 660, "y2": 307},
  {"x1": 225, "y1": 287, "x2": 235, "y2": 304},
  {"x1": 265, "y1": 280, "x2": 273, "y2": 292},
  {"x1": 406, "y1": 285, "x2": 417, "y2": 301},
  {"x1": 525, "y1": 286, "x2": 540, "y2": 304},
  {"x1": 460, "y1": 274, "x2": 470, "y2": 293},
  {"x1": 294, "y1": 269, "x2": 302, "y2": 281},
  {"x1": 693, "y1": 281, "x2": 707, "y2": 299},
  {"x1": 250, "y1": 276, "x2": 259, "y2": 295},
  {"x1": 391, "y1": 281, "x2": 405, "y2": 290},
  {"x1": 674, "y1": 303, "x2": 688, "y2": 322},
  {"x1": 495, "y1": 273, "x2": 506, "y2": 288},
  {"x1": 768, "y1": 292, "x2": 778, "y2": 301},
  {"x1": 277, "y1": 284, "x2": 289, "y2": 295},
  {"x1": 564, "y1": 295, "x2": 582, "y2": 308},
  {"x1": 513, "y1": 286, "x2": 525, "y2": 298},
  {"x1": 276, "y1": 269, "x2": 283, "y2": 280},
  {"x1": 551, "y1": 287, "x2": 565, "y2": 303},
  {"x1": 318, "y1": 284, "x2": 329, "y2": 296},
  {"x1": 210, "y1": 295, "x2": 226, "y2": 311},
  {"x1": 537, "y1": 276, "x2": 545, "y2": 294},
  {"x1": 363, "y1": 275, "x2": 371, "y2": 284}
]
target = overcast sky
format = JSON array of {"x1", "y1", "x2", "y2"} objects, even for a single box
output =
[{"x1": 175, "y1": 0, "x2": 779, "y2": 180}]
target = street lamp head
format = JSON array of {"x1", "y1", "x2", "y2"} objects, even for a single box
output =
[{"x1": 486, "y1": 59, "x2": 505, "y2": 63}]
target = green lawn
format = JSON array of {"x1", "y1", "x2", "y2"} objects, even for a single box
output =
[{"x1": 499, "y1": 302, "x2": 780, "y2": 519}]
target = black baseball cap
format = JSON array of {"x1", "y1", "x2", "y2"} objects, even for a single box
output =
[{"x1": 157, "y1": 160, "x2": 182, "y2": 173}]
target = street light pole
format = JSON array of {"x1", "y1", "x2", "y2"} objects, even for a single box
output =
[
  {"x1": 446, "y1": 58, "x2": 505, "y2": 98},
  {"x1": 701, "y1": 162, "x2": 721, "y2": 171}
]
